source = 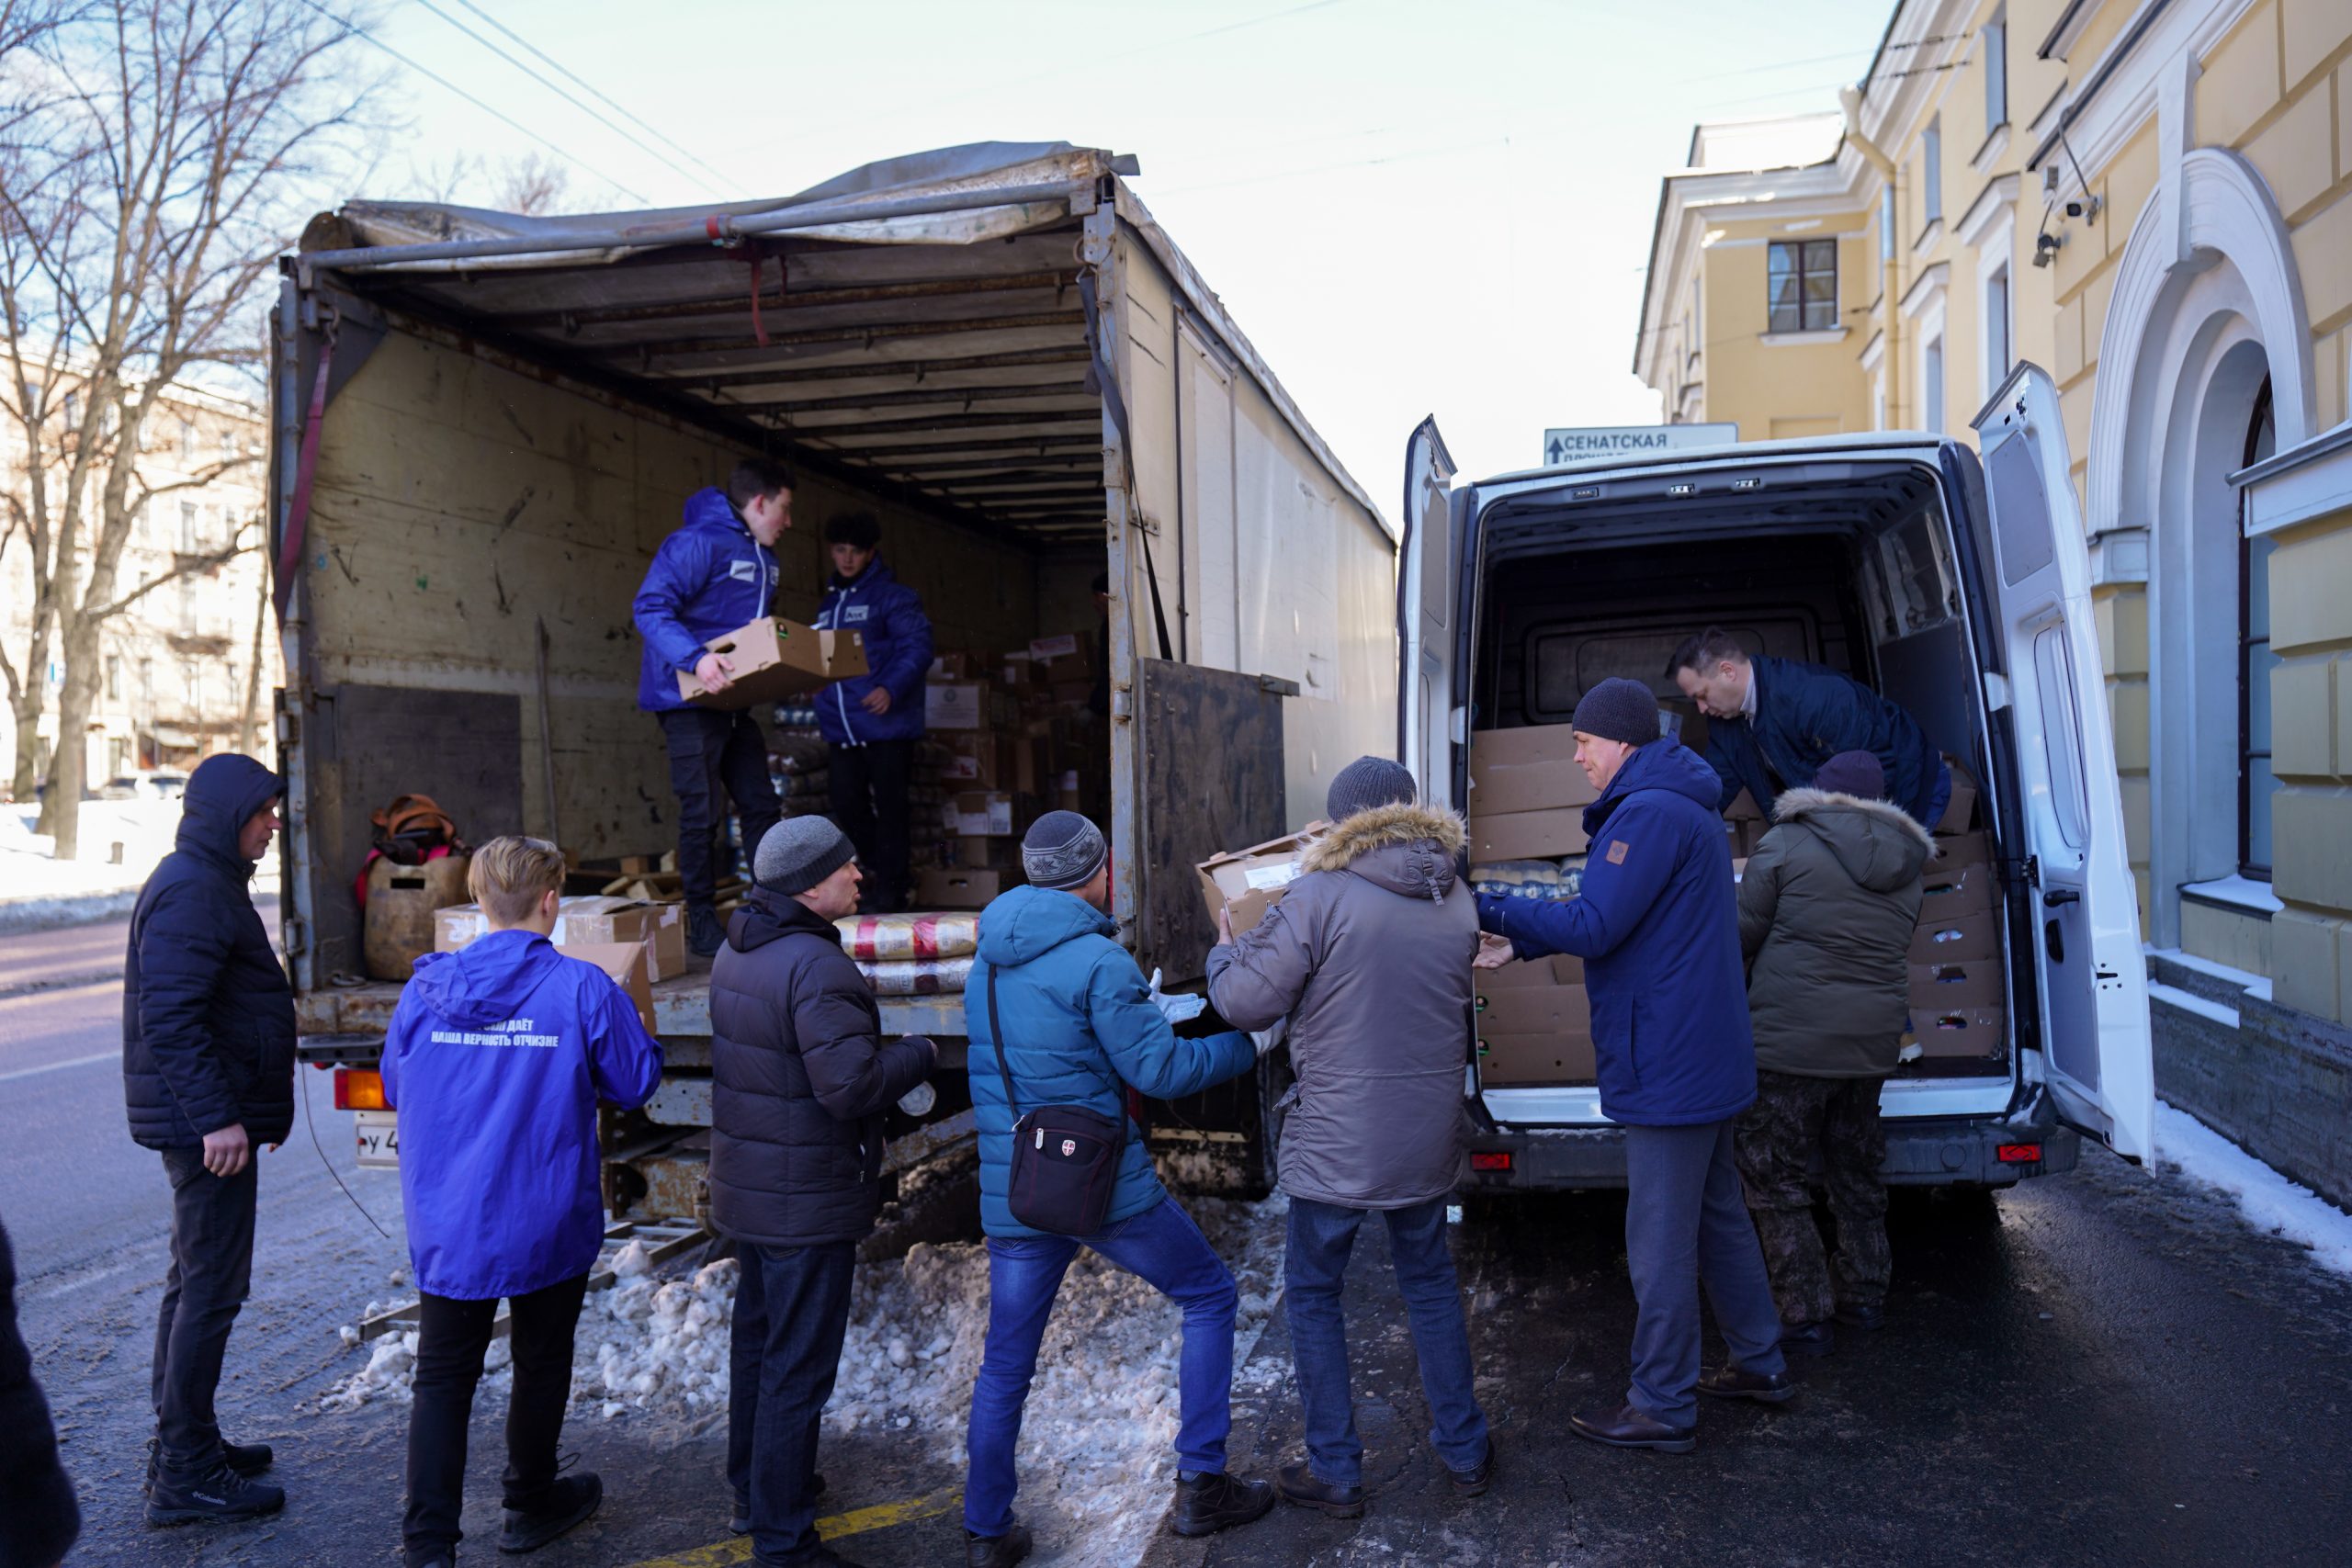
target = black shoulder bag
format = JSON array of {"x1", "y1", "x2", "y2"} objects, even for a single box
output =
[{"x1": 985, "y1": 965, "x2": 1129, "y2": 1235}]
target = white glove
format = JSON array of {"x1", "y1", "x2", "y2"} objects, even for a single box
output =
[
  {"x1": 1250, "y1": 1021, "x2": 1286, "y2": 1059},
  {"x1": 1146, "y1": 967, "x2": 1207, "y2": 1025}
]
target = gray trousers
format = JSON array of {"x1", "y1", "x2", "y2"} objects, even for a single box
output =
[{"x1": 1623, "y1": 1119, "x2": 1786, "y2": 1427}]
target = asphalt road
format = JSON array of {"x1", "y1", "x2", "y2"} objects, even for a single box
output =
[{"x1": 8, "y1": 918, "x2": 2352, "y2": 1566}]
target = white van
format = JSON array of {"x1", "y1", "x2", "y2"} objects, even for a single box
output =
[{"x1": 1400, "y1": 366, "x2": 2154, "y2": 1191}]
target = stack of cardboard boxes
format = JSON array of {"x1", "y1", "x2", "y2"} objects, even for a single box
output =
[
  {"x1": 1904, "y1": 760, "x2": 2003, "y2": 1067},
  {"x1": 1465, "y1": 723, "x2": 1599, "y2": 1088}
]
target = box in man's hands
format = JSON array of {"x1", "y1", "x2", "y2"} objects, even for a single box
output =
[
  {"x1": 677, "y1": 615, "x2": 865, "y2": 709},
  {"x1": 1197, "y1": 825, "x2": 1326, "y2": 936}
]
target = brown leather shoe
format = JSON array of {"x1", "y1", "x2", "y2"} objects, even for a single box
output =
[
  {"x1": 1569, "y1": 1402, "x2": 1696, "y2": 1453},
  {"x1": 1697, "y1": 1364, "x2": 1798, "y2": 1404}
]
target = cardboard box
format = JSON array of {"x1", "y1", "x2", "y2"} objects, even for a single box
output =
[
  {"x1": 1028, "y1": 631, "x2": 1095, "y2": 675},
  {"x1": 1724, "y1": 789, "x2": 1763, "y2": 823},
  {"x1": 1476, "y1": 954, "x2": 1582, "y2": 988},
  {"x1": 1736, "y1": 818, "x2": 1770, "y2": 858},
  {"x1": 927, "y1": 680, "x2": 988, "y2": 731},
  {"x1": 947, "y1": 790, "x2": 1015, "y2": 838},
  {"x1": 1477, "y1": 1030, "x2": 1598, "y2": 1086},
  {"x1": 1471, "y1": 807, "x2": 1589, "y2": 863},
  {"x1": 917, "y1": 867, "x2": 1005, "y2": 908},
  {"x1": 676, "y1": 615, "x2": 865, "y2": 709},
  {"x1": 1936, "y1": 755, "x2": 1980, "y2": 835},
  {"x1": 1919, "y1": 857, "x2": 1997, "y2": 918},
  {"x1": 1912, "y1": 1005, "x2": 2005, "y2": 1058},
  {"x1": 929, "y1": 650, "x2": 977, "y2": 679},
  {"x1": 944, "y1": 735, "x2": 1002, "y2": 788},
  {"x1": 1197, "y1": 829, "x2": 1318, "y2": 936},
  {"x1": 1933, "y1": 829, "x2": 1995, "y2": 869},
  {"x1": 955, "y1": 835, "x2": 1023, "y2": 871},
  {"x1": 1474, "y1": 981, "x2": 1590, "y2": 1038},
  {"x1": 433, "y1": 896, "x2": 684, "y2": 979},
  {"x1": 1468, "y1": 724, "x2": 1599, "y2": 817},
  {"x1": 1911, "y1": 908, "x2": 2000, "y2": 961},
  {"x1": 1909, "y1": 959, "x2": 2004, "y2": 1010},
  {"x1": 557, "y1": 940, "x2": 657, "y2": 1033}
]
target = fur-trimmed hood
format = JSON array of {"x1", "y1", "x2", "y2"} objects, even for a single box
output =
[
  {"x1": 1770, "y1": 786, "x2": 1933, "y2": 893},
  {"x1": 1300, "y1": 801, "x2": 1464, "y2": 902}
]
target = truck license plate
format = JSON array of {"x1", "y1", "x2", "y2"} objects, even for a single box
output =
[{"x1": 355, "y1": 1109, "x2": 400, "y2": 1168}]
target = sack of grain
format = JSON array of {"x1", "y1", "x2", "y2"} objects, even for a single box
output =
[
  {"x1": 836, "y1": 911, "x2": 982, "y2": 963},
  {"x1": 857, "y1": 954, "x2": 975, "y2": 996}
]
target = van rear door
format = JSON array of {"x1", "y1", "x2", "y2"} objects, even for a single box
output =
[
  {"x1": 1971, "y1": 365, "x2": 2154, "y2": 1161},
  {"x1": 1398, "y1": 417, "x2": 1462, "y2": 807}
]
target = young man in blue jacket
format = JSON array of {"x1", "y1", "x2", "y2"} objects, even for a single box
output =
[
  {"x1": 1668, "y1": 626, "x2": 1951, "y2": 829},
  {"x1": 633, "y1": 458, "x2": 796, "y2": 955},
  {"x1": 959, "y1": 813, "x2": 1275, "y2": 1566},
  {"x1": 813, "y1": 511, "x2": 931, "y2": 914},
  {"x1": 1475, "y1": 679, "x2": 1792, "y2": 1452},
  {"x1": 380, "y1": 837, "x2": 665, "y2": 1568},
  {"x1": 122, "y1": 751, "x2": 294, "y2": 1525}
]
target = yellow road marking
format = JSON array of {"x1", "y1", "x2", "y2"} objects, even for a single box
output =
[{"x1": 623, "y1": 1487, "x2": 963, "y2": 1568}]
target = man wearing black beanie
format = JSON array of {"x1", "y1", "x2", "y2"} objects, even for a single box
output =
[{"x1": 1474, "y1": 678, "x2": 1790, "y2": 1451}]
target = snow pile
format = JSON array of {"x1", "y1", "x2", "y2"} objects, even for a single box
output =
[{"x1": 2154, "y1": 1100, "x2": 2352, "y2": 1276}]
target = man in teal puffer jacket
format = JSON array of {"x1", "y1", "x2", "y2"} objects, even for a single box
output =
[{"x1": 959, "y1": 813, "x2": 1274, "y2": 1567}]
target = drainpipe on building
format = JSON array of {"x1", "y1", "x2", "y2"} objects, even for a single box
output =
[{"x1": 1840, "y1": 84, "x2": 1902, "y2": 429}]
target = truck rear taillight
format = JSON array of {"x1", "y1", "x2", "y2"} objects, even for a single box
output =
[
  {"x1": 1469, "y1": 1152, "x2": 1512, "y2": 1173},
  {"x1": 334, "y1": 1068, "x2": 387, "y2": 1111},
  {"x1": 1996, "y1": 1143, "x2": 2042, "y2": 1164}
]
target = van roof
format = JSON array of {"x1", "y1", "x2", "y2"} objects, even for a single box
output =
[{"x1": 1473, "y1": 429, "x2": 1953, "y2": 490}]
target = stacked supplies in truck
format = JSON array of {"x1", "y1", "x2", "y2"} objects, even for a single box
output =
[
  {"x1": 840, "y1": 910, "x2": 982, "y2": 995},
  {"x1": 1903, "y1": 822, "x2": 2004, "y2": 1066},
  {"x1": 1474, "y1": 953, "x2": 1592, "y2": 1086},
  {"x1": 1464, "y1": 723, "x2": 1600, "y2": 1088}
]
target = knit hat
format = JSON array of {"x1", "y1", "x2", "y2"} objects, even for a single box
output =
[
  {"x1": 1815, "y1": 749, "x2": 1886, "y2": 801},
  {"x1": 752, "y1": 816, "x2": 856, "y2": 895},
  {"x1": 1571, "y1": 677, "x2": 1664, "y2": 747},
  {"x1": 1327, "y1": 755, "x2": 1417, "y2": 822},
  {"x1": 1023, "y1": 810, "x2": 1108, "y2": 890}
]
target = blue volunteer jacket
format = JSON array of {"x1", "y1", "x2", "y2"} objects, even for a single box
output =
[
  {"x1": 632, "y1": 488, "x2": 780, "y2": 713},
  {"x1": 963, "y1": 886, "x2": 1255, "y2": 1238},
  {"x1": 380, "y1": 931, "x2": 664, "y2": 1299},
  {"x1": 1478, "y1": 739, "x2": 1755, "y2": 1128},
  {"x1": 815, "y1": 558, "x2": 932, "y2": 745},
  {"x1": 1704, "y1": 654, "x2": 1942, "y2": 826}
]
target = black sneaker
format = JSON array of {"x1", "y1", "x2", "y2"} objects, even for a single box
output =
[
  {"x1": 147, "y1": 1436, "x2": 273, "y2": 1492},
  {"x1": 732, "y1": 1472, "x2": 826, "y2": 1533},
  {"x1": 1170, "y1": 1470, "x2": 1277, "y2": 1537},
  {"x1": 688, "y1": 904, "x2": 727, "y2": 958},
  {"x1": 498, "y1": 1472, "x2": 601, "y2": 1554},
  {"x1": 1447, "y1": 1438, "x2": 1497, "y2": 1498},
  {"x1": 1277, "y1": 1459, "x2": 1365, "y2": 1517},
  {"x1": 965, "y1": 1520, "x2": 1034, "y2": 1568},
  {"x1": 146, "y1": 1460, "x2": 286, "y2": 1526}
]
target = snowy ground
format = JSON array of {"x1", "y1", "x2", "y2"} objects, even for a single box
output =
[
  {"x1": 0, "y1": 795, "x2": 282, "y2": 929},
  {"x1": 320, "y1": 1190, "x2": 1289, "y2": 1567},
  {"x1": 2153, "y1": 1099, "x2": 2352, "y2": 1275}
]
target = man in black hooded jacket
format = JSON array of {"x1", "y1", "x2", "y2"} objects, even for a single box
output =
[{"x1": 121, "y1": 752, "x2": 296, "y2": 1525}]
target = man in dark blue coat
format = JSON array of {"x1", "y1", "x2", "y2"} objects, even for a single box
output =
[
  {"x1": 812, "y1": 511, "x2": 931, "y2": 914},
  {"x1": 633, "y1": 457, "x2": 795, "y2": 955},
  {"x1": 1475, "y1": 680, "x2": 1792, "y2": 1451},
  {"x1": 1668, "y1": 627, "x2": 1950, "y2": 829},
  {"x1": 121, "y1": 751, "x2": 294, "y2": 1524},
  {"x1": 381, "y1": 836, "x2": 664, "y2": 1567}
]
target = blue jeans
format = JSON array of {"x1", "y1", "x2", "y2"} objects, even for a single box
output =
[
  {"x1": 727, "y1": 1240, "x2": 857, "y2": 1565},
  {"x1": 1623, "y1": 1120, "x2": 1786, "y2": 1427},
  {"x1": 963, "y1": 1198, "x2": 1238, "y2": 1538},
  {"x1": 1283, "y1": 1196, "x2": 1489, "y2": 1487}
]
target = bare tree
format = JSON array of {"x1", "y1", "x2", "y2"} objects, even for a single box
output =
[
  {"x1": 410, "y1": 149, "x2": 577, "y2": 214},
  {"x1": 0, "y1": 0, "x2": 374, "y2": 853},
  {"x1": 492, "y1": 150, "x2": 570, "y2": 216}
]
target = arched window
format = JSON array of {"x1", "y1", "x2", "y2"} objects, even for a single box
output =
[{"x1": 2239, "y1": 379, "x2": 2276, "y2": 878}]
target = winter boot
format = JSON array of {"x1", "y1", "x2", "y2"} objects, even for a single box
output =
[
  {"x1": 1697, "y1": 1363, "x2": 1799, "y2": 1404},
  {"x1": 145, "y1": 1459, "x2": 286, "y2": 1526},
  {"x1": 1276, "y1": 1459, "x2": 1365, "y2": 1517},
  {"x1": 1446, "y1": 1438, "x2": 1497, "y2": 1498},
  {"x1": 1170, "y1": 1470, "x2": 1277, "y2": 1537},
  {"x1": 687, "y1": 902, "x2": 727, "y2": 958},
  {"x1": 497, "y1": 1472, "x2": 601, "y2": 1554},
  {"x1": 147, "y1": 1435, "x2": 272, "y2": 1492},
  {"x1": 965, "y1": 1521, "x2": 1033, "y2": 1567}
]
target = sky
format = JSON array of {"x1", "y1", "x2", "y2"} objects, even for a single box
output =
[{"x1": 345, "y1": 0, "x2": 1896, "y2": 506}]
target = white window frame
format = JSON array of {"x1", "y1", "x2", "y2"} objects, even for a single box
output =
[
  {"x1": 1984, "y1": 10, "x2": 2008, "y2": 131},
  {"x1": 1922, "y1": 118, "x2": 1942, "y2": 226}
]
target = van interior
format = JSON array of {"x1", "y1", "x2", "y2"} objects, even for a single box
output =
[{"x1": 1465, "y1": 456, "x2": 2024, "y2": 1113}]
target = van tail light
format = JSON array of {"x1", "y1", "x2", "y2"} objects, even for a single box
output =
[
  {"x1": 334, "y1": 1068, "x2": 387, "y2": 1111},
  {"x1": 1996, "y1": 1143, "x2": 2042, "y2": 1164},
  {"x1": 1469, "y1": 1151, "x2": 1513, "y2": 1173}
]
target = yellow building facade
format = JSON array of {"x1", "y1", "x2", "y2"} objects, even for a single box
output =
[{"x1": 1638, "y1": 0, "x2": 2352, "y2": 1202}]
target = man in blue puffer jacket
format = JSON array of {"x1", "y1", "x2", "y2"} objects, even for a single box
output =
[
  {"x1": 381, "y1": 837, "x2": 664, "y2": 1567},
  {"x1": 1475, "y1": 678, "x2": 1792, "y2": 1453},
  {"x1": 122, "y1": 750, "x2": 294, "y2": 1526},
  {"x1": 958, "y1": 813, "x2": 1274, "y2": 1567},
  {"x1": 813, "y1": 512, "x2": 931, "y2": 913},
  {"x1": 633, "y1": 458, "x2": 794, "y2": 955}
]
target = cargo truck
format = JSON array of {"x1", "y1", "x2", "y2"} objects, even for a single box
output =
[{"x1": 273, "y1": 143, "x2": 1396, "y2": 1218}]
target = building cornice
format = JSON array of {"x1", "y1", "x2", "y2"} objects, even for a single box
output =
[{"x1": 1954, "y1": 173, "x2": 2022, "y2": 247}]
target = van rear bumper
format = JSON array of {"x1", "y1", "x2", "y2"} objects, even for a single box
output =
[{"x1": 1461, "y1": 1090, "x2": 2078, "y2": 1192}]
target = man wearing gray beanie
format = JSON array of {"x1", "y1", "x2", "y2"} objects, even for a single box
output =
[
  {"x1": 959, "y1": 815, "x2": 1275, "y2": 1561},
  {"x1": 1474, "y1": 676, "x2": 1790, "y2": 1450},
  {"x1": 1209, "y1": 759, "x2": 1493, "y2": 1512},
  {"x1": 709, "y1": 814, "x2": 937, "y2": 1562}
]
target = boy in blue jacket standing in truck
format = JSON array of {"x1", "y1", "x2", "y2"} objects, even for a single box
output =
[
  {"x1": 1475, "y1": 678, "x2": 1791, "y2": 1453},
  {"x1": 814, "y1": 511, "x2": 931, "y2": 914},
  {"x1": 381, "y1": 837, "x2": 664, "y2": 1568},
  {"x1": 634, "y1": 458, "x2": 796, "y2": 955}
]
